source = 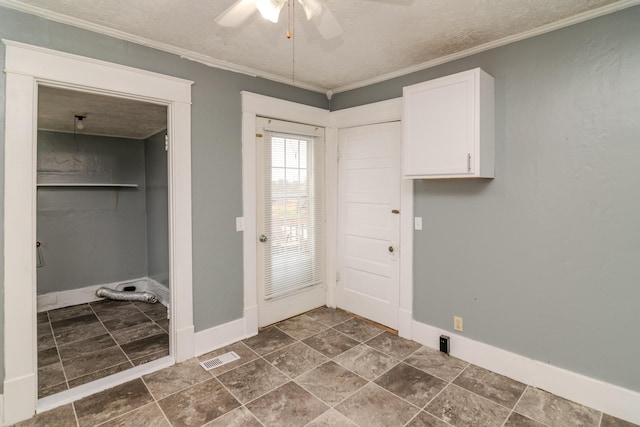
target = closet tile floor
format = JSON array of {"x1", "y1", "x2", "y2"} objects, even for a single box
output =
[
  {"x1": 23, "y1": 307, "x2": 637, "y2": 427},
  {"x1": 37, "y1": 299, "x2": 170, "y2": 398}
]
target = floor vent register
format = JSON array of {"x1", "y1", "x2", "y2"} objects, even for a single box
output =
[{"x1": 199, "y1": 351, "x2": 240, "y2": 371}]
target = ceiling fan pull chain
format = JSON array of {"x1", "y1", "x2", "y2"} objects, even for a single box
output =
[{"x1": 287, "y1": 0, "x2": 291, "y2": 38}]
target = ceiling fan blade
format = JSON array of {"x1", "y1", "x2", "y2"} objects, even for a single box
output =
[
  {"x1": 256, "y1": 0, "x2": 286, "y2": 23},
  {"x1": 215, "y1": 0, "x2": 259, "y2": 27},
  {"x1": 297, "y1": 0, "x2": 322, "y2": 20},
  {"x1": 311, "y1": 6, "x2": 343, "y2": 40}
]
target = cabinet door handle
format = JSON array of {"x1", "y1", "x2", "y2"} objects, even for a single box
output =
[{"x1": 467, "y1": 153, "x2": 471, "y2": 172}]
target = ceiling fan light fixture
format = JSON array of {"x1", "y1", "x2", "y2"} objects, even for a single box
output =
[
  {"x1": 256, "y1": 0, "x2": 286, "y2": 23},
  {"x1": 297, "y1": 0, "x2": 322, "y2": 20}
]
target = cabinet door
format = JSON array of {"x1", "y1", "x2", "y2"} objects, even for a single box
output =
[{"x1": 403, "y1": 70, "x2": 481, "y2": 178}]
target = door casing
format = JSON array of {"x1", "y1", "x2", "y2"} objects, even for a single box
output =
[
  {"x1": 241, "y1": 92, "x2": 413, "y2": 341},
  {"x1": 255, "y1": 117, "x2": 326, "y2": 326},
  {"x1": 337, "y1": 121, "x2": 402, "y2": 329},
  {"x1": 3, "y1": 40, "x2": 195, "y2": 424}
]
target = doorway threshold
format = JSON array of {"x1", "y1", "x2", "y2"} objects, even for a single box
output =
[{"x1": 37, "y1": 356, "x2": 174, "y2": 413}]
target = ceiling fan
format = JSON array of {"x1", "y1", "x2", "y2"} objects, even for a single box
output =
[{"x1": 215, "y1": 0, "x2": 343, "y2": 40}]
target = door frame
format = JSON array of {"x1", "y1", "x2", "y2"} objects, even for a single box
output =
[
  {"x1": 241, "y1": 92, "x2": 331, "y2": 335},
  {"x1": 3, "y1": 41, "x2": 195, "y2": 424},
  {"x1": 335, "y1": 121, "x2": 402, "y2": 329},
  {"x1": 241, "y1": 92, "x2": 412, "y2": 339},
  {"x1": 329, "y1": 98, "x2": 413, "y2": 338},
  {"x1": 255, "y1": 118, "x2": 327, "y2": 327}
]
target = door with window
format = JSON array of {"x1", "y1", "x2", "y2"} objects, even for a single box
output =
[
  {"x1": 256, "y1": 117, "x2": 326, "y2": 326},
  {"x1": 337, "y1": 121, "x2": 401, "y2": 329}
]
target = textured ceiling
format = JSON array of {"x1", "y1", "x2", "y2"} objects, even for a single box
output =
[
  {"x1": 3, "y1": 0, "x2": 637, "y2": 94},
  {"x1": 38, "y1": 86, "x2": 167, "y2": 140}
]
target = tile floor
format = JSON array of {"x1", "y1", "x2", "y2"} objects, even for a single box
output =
[
  {"x1": 37, "y1": 299, "x2": 170, "y2": 398},
  {"x1": 21, "y1": 306, "x2": 638, "y2": 427}
]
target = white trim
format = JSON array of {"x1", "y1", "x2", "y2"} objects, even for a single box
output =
[
  {"x1": 193, "y1": 313, "x2": 264, "y2": 359},
  {"x1": 397, "y1": 308, "x2": 413, "y2": 340},
  {"x1": 37, "y1": 282, "x2": 131, "y2": 312},
  {"x1": 241, "y1": 92, "x2": 330, "y2": 334},
  {"x1": 329, "y1": 98, "x2": 403, "y2": 128},
  {"x1": 244, "y1": 305, "x2": 259, "y2": 338},
  {"x1": 194, "y1": 318, "x2": 247, "y2": 357},
  {"x1": 2, "y1": 40, "x2": 192, "y2": 101},
  {"x1": 167, "y1": 98, "x2": 195, "y2": 364},
  {"x1": 255, "y1": 118, "x2": 327, "y2": 326},
  {"x1": 242, "y1": 110, "x2": 259, "y2": 337},
  {"x1": 36, "y1": 356, "x2": 174, "y2": 413},
  {"x1": 3, "y1": 68, "x2": 39, "y2": 426},
  {"x1": 411, "y1": 320, "x2": 640, "y2": 425},
  {"x1": 2, "y1": 0, "x2": 639, "y2": 96},
  {"x1": 241, "y1": 93, "x2": 413, "y2": 338},
  {"x1": 241, "y1": 92, "x2": 330, "y2": 127},
  {"x1": 398, "y1": 118, "x2": 414, "y2": 340},
  {"x1": 3, "y1": 41, "x2": 194, "y2": 425},
  {"x1": 329, "y1": 98, "x2": 412, "y2": 338},
  {"x1": 36, "y1": 277, "x2": 169, "y2": 312},
  {"x1": 324, "y1": 126, "x2": 338, "y2": 308},
  {"x1": 35, "y1": 126, "x2": 167, "y2": 141},
  {"x1": 330, "y1": 0, "x2": 640, "y2": 94},
  {"x1": 0, "y1": 0, "x2": 326, "y2": 94}
]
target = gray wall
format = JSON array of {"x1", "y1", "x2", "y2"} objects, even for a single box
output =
[
  {"x1": 36, "y1": 131, "x2": 148, "y2": 294},
  {"x1": 145, "y1": 131, "x2": 169, "y2": 286},
  {"x1": 0, "y1": 5, "x2": 328, "y2": 389},
  {"x1": 332, "y1": 6, "x2": 640, "y2": 392},
  {"x1": 3, "y1": 2, "x2": 638, "y2": 396}
]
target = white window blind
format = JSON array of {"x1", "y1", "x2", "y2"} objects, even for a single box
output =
[{"x1": 262, "y1": 130, "x2": 324, "y2": 300}]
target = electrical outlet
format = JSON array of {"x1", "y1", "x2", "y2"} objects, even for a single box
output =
[
  {"x1": 439, "y1": 335, "x2": 450, "y2": 354},
  {"x1": 236, "y1": 217, "x2": 244, "y2": 232},
  {"x1": 454, "y1": 316, "x2": 463, "y2": 332}
]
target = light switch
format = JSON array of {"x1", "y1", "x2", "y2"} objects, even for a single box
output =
[
  {"x1": 236, "y1": 217, "x2": 244, "y2": 232},
  {"x1": 414, "y1": 217, "x2": 423, "y2": 230}
]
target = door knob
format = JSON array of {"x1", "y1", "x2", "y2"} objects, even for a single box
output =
[
  {"x1": 259, "y1": 234, "x2": 268, "y2": 243},
  {"x1": 388, "y1": 246, "x2": 394, "y2": 253}
]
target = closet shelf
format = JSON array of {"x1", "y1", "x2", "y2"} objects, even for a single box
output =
[{"x1": 37, "y1": 183, "x2": 139, "y2": 188}]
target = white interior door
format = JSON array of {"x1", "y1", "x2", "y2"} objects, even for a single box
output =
[
  {"x1": 257, "y1": 117, "x2": 326, "y2": 326},
  {"x1": 337, "y1": 121, "x2": 401, "y2": 329}
]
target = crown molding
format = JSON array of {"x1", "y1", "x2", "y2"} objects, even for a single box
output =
[
  {"x1": 1, "y1": 0, "x2": 638, "y2": 96},
  {"x1": 330, "y1": 0, "x2": 640, "y2": 94},
  {"x1": 0, "y1": 0, "x2": 327, "y2": 94}
]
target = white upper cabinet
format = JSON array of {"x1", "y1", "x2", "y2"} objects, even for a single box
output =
[{"x1": 402, "y1": 68, "x2": 495, "y2": 179}]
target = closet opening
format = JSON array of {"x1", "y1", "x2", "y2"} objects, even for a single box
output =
[{"x1": 36, "y1": 85, "x2": 171, "y2": 400}]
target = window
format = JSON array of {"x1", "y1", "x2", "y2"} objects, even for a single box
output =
[{"x1": 261, "y1": 126, "x2": 324, "y2": 300}]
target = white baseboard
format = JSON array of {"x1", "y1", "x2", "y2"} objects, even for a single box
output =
[
  {"x1": 37, "y1": 277, "x2": 167, "y2": 312},
  {"x1": 325, "y1": 284, "x2": 337, "y2": 309},
  {"x1": 148, "y1": 273, "x2": 170, "y2": 285},
  {"x1": 0, "y1": 394, "x2": 3, "y2": 426},
  {"x1": 411, "y1": 320, "x2": 640, "y2": 425},
  {"x1": 533, "y1": 361, "x2": 640, "y2": 425},
  {"x1": 37, "y1": 283, "x2": 107, "y2": 312},
  {"x1": 398, "y1": 308, "x2": 413, "y2": 340},
  {"x1": 175, "y1": 324, "x2": 195, "y2": 363},
  {"x1": 3, "y1": 373, "x2": 36, "y2": 425},
  {"x1": 194, "y1": 318, "x2": 247, "y2": 357},
  {"x1": 37, "y1": 356, "x2": 174, "y2": 414},
  {"x1": 244, "y1": 305, "x2": 259, "y2": 338}
]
